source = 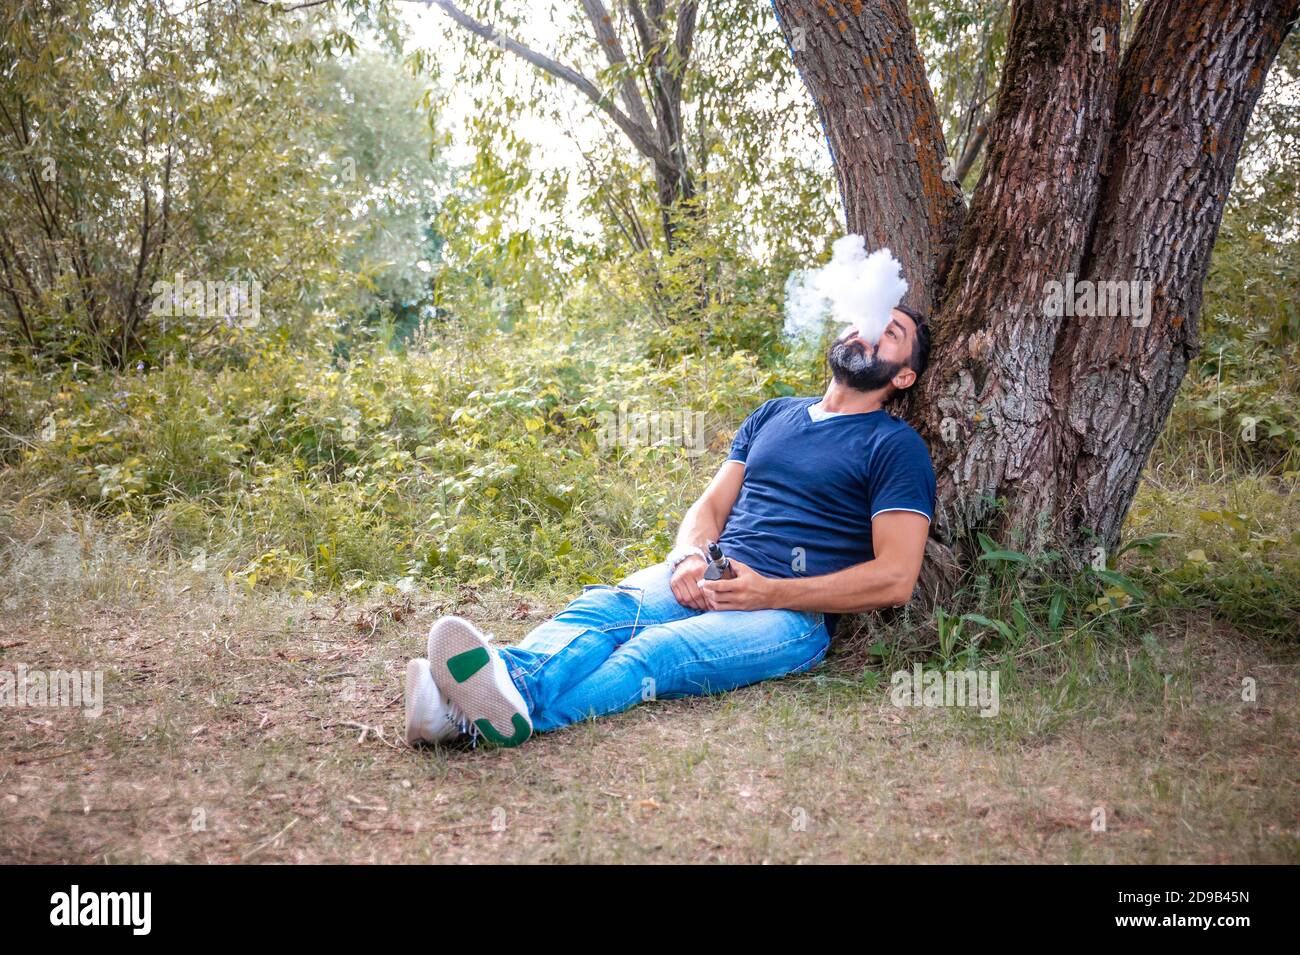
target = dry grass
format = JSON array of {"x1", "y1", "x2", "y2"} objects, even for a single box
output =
[{"x1": 1, "y1": 507, "x2": 1297, "y2": 864}]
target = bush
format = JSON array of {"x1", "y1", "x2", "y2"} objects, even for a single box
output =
[{"x1": 2, "y1": 315, "x2": 791, "y2": 596}]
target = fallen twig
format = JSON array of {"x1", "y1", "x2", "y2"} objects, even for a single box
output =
[
  {"x1": 325, "y1": 719, "x2": 404, "y2": 750},
  {"x1": 240, "y1": 816, "x2": 300, "y2": 862}
]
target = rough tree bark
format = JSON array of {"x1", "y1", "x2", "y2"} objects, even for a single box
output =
[
  {"x1": 1051, "y1": 0, "x2": 1298, "y2": 553},
  {"x1": 775, "y1": 0, "x2": 1298, "y2": 578},
  {"x1": 771, "y1": 0, "x2": 965, "y2": 309}
]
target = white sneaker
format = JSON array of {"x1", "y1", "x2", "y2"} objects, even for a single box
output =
[
  {"x1": 426, "y1": 616, "x2": 532, "y2": 747},
  {"x1": 404, "y1": 657, "x2": 470, "y2": 746},
  {"x1": 427, "y1": 616, "x2": 497, "y2": 660}
]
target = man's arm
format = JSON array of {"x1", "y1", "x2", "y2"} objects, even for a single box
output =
[
  {"x1": 669, "y1": 460, "x2": 745, "y2": 610},
  {"x1": 700, "y1": 511, "x2": 930, "y2": 613}
]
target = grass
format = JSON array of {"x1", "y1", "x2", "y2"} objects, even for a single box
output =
[
  {"x1": 2, "y1": 501, "x2": 1296, "y2": 863},
  {"x1": 2, "y1": 324, "x2": 1296, "y2": 862}
]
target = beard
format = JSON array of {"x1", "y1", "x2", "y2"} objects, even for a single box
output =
[{"x1": 826, "y1": 339, "x2": 906, "y2": 393}]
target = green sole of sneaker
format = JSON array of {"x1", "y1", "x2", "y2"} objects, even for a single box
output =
[
  {"x1": 474, "y1": 713, "x2": 531, "y2": 747},
  {"x1": 447, "y1": 646, "x2": 489, "y2": 684}
]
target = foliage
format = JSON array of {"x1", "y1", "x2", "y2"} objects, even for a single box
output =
[
  {"x1": 0, "y1": 0, "x2": 363, "y2": 368},
  {"x1": 419, "y1": 0, "x2": 841, "y2": 356},
  {"x1": 1154, "y1": 326, "x2": 1300, "y2": 476},
  {"x1": 1202, "y1": 31, "x2": 1300, "y2": 349},
  {"x1": 2, "y1": 316, "x2": 789, "y2": 595},
  {"x1": 0, "y1": 0, "x2": 1296, "y2": 659},
  {"x1": 304, "y1": 49, "x2": 451, "y2": 344}
]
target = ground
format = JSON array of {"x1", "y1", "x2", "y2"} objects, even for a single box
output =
[{"x1": 2, "y1": 525, "x2": 1296, "y2": 863}]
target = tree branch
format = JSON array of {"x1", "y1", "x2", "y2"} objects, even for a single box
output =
[
  {"x1": 670, "y1": 0, "x2": 698, "y2": 105},
  {"x1": 430, "y1": 0, "x2": 670, "y2": 166},
  {"x1": 578, "y1": 0, "x2": 656, "y2": 137},
  {"x1": 954, "y1": 121, "x2": 987, "y2": 184},
  {"x1": 249, "y1": 0, "x2": 335, "y2": 11}
]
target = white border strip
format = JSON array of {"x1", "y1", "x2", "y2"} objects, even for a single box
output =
[{"x1": 871, "y1": 507, "x2": 932, "y2": 522}]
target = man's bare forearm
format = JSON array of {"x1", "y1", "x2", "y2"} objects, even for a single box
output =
[
  {"x1": 764, "y1": 559, "x2": 913, "y2": 613},
  {"x1": 672, "y1": 461, "x2": 745, "y2": 561},
  {"x1": 675, "y1": 498, "x2": 725, "y2": 551}
]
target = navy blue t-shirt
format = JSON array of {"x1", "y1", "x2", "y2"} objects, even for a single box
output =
[{"x1": 718, "y1": 397, "x2": 936, "y2": 636}]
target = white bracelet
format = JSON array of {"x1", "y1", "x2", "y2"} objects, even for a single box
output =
[{"x1": 665, "y1": 544, "x2": 707, "y2": 570}]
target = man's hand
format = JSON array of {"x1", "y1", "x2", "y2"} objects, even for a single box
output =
[
  {"x1": 669, "y1": 555, "x2": 710, "y2": 611},
  {"x1": 667, "y1": 461, "x2": 745, "y2": 610},
  {"x1": 699, "y1": 559, "x2": 773, "y2": 612}
]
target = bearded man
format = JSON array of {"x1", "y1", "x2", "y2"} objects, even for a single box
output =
[{"x1": 405, "y1": 306, "x2": 936, "y2": 748}]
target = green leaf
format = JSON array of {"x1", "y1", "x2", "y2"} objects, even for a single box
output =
[
  {"x1": 1094, "y1": 569, "x2": 1147, "y2": 600},
  {"x1": 1117, "y1": 532, "x2": 1177, "y2": 556},
  {"x1": 978, "y1": 549, "x2": 1031, "y2": 563},
  {"x1": 1048, "y1": 590, "x2": 1066, "y2": 632},
  {"x1": 961, "y1": 613, "x2": 1014, "y2": 642}
]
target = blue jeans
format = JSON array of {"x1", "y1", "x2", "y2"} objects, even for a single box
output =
[{"x1": 497, "y1": 563, "x2": 832, "y2": 733}]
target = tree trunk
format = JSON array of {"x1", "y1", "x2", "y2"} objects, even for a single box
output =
[
  {"x1": 915, "y1": 0, "x2": 1121, "y2": 555},
  {"x1": 773, "y1": 0, "x2": 966, "y2": 309},
  {"x1": 1050, "y1": 0, "x2": 1297, "y2": 555},
  {"x1": 776, "y1": 0, "x2": 1298, "y2": 569}
]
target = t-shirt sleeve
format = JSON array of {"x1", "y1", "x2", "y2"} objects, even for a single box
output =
[
  {"x1": 727, "y1": 399, "x2": 777, "y2": 464},
  {"x1": 866, "y1": 428, "x2": 936, "y2": 522}
]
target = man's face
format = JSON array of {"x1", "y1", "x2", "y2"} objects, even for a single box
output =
[{"x1": 826, "y1": 308, "x2": 919, "y2": 394}]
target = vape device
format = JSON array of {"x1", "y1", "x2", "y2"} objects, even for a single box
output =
[{"x1": 703, "y1": 540, "x2": 738, "y2": 580}]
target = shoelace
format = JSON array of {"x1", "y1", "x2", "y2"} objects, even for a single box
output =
[{"x1": 443, "y1": 699, "x2": 477, "y2": 743}]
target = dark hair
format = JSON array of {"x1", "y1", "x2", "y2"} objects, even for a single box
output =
[{"x1": 894, "y1": 304, "x2": 931, "y2": 381}]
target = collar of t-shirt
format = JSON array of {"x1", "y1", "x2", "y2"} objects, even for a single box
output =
[{"x1": 807, "y1": 401, "x2": 856, "y2": 422}]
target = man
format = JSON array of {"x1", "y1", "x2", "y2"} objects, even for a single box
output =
[{"x1": 405, "y1": 306, "x2": 937, "y2": 747}]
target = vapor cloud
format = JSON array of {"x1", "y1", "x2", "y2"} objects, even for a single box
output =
[{"x1": 784, "y1": 235, "x2": 908, "y2": 345}]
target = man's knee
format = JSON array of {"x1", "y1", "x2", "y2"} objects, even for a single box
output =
[
  {"x1": 605, "y1": 625, "x2": 704, "y2": 698},
  {"x1": 558, "y1": 584, "x2": 638, "y2": 624}
]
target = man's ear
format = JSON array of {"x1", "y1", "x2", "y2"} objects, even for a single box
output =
[{"x1": 892, "y1": 367, "x2": 917, "y2": 392}]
